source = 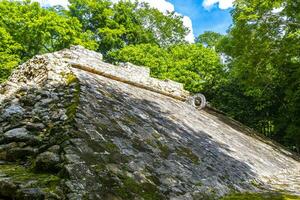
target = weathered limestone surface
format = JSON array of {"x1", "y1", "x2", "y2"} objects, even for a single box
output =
[
  {"x1": 54, "y1": 46, "x2": 189, "y2": 100},
  {"x1": 0, "y1": 46, "x2": 299, "y2": 199}
]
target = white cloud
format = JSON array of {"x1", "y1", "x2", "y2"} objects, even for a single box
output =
[
  {"x1": 144, "y1": 0, "x2": 195, "y2": 43},
  {"x1": 271, "y1": 7, "x2": 284, "y2": 14},
  {"x1": 138, "y1": 0, "x2": 175, "y2": 13},
  {"x1": 202, "y1": 0, "x2": 234, "y2": 10},
  {"x1": 33, "y1": 0, "x2": 69, "y2": 8},
  {"x1": 111, "y1": 0, "x2": 194, "y2": 42},
  {"x1": 33, "y1": 0, "x2": 195, "y2": 42},
  {"x1": 182, "y1": 16, "x2": 194, "y2": 43},
  {"x1": 109, "y1": 0, "x2": 174, "y2": 13}
]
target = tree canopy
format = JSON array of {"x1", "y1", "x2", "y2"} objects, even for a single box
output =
[
  {"x1": 69, "y1": 0, "x2": 188, "y2": 53},
  {"x1": 0, "y1": 0, "x2": 97, "y2": 60},
  {"x1": 196, "y1": 31, "x2": 224, "y2": 49},
  {"x1": 0, "y1": 27, "x2": 22, "y2": 82},
  {"x1": 108, "y1": 43, "x2": 224, "y2": 93},
  {"x1": 213, "y1": 0, "x2": 300, "y2": 151},
  {"x1": 0, "y1": 0, "x2": 189, "y2": 81}
]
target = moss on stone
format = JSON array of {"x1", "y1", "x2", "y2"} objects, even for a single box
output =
[
  {"x1": 65, "y1": 74, "x2": 80, "y2": 121},
  {"x1": 59, "y1": 71, "x2": 81, "y2": 121},
  {"x1": 95, "y1": 141, "x2": 130, "y2": 164},
  {"x1": 47, "y1": 126, "x2": 70, "y2": 144},
  {"x1": 146, "y1": 174, "x2": 161, "y2": 186},
  {"x1": 145, "y1": 139, "x2": 171, "y2": 158},
  {"x1": 250, "y1": 179, "x2": 265, "y2": 189},
  {"x1": 65, "y1": 74, "x2": 77, "y2": 86},
  {"x1": 103, "y1": 142, "x2": 119, "y2": 153},
  {"x1": 93, "y1": 143, "x2": 164, "y2": 199},
  {"x1": 60, "y1": 72, "x2": 77, "y2": 86},
  {"x1": 123, "y1": 115, "x2": 137, "y2": 125},
  {"x1": 195, "y1": 181, "x2": 203, "y2": 187},
  {"x1": 100, "y1": 170, "x2": 164, "y2": 200},
  {"x1": 91, "y1": 163, "x2": 107, "y2": 173},
  {"x1": 0, "y1": 86, "x2": 6, "y2": 94},
  {"x1": 15, "y1": 90, "x2": 26, "y2": 98},
  {"x1": 220, "y1": 192, "x2": 300, "y2": 200},
  {"x1": 152, "y1": 131, "x2": 161, "y2": 139},
  {"x1": 157, "y1": 142, "x2": 171, "y2": 159},
  {"x1": 132, "y1": 138, "x2": 148, "y2": 152},
  {"x1": 176, "y1": 146, "x2": 199, "y2": 164},
  {"x1": 219, "y1": 174, "x2": 230, "y2": 182},
  {"x1": 0, "y1": 164, "x2": 61, "y2": 194}
]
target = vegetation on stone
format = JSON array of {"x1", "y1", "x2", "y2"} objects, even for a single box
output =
[
  {"x1": 175, "y1": 146, "x2": 200, "y2": 164},
  {"x1": 0, "y1": 164, "x2": 61, "y2": 197},
  {"x1": 220, "y1": 192, "x2": 300, "y2": 200}
]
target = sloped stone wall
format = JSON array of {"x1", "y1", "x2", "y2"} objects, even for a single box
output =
[{"x1": 0, "y1": 46, "x2": 299, "y2": 200}]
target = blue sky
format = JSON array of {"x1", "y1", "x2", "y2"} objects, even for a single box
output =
[
  {"x1": 34, "y1": 0, "x2": 234, "y2": 42},
  {"x1": 169, "y1": 0, "x2": 233, "y2": 37}
]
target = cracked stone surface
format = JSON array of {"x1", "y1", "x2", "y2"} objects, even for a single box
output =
[{"x1": 0, "y1": 46, "x2": 299, "y2": 199}]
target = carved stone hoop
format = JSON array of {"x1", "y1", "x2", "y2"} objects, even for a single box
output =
[{"x1": 186, "y1": 93, "x2": 206, "y2": 109}]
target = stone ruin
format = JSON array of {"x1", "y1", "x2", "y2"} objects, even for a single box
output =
[{"x1": 0, "y1": 46, "x2": 299, "y2": 199}]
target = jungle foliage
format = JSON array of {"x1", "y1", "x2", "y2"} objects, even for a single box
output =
[
  {"x1": 213, "y1": 0, "x2": 300, "y2": 152},
  {"x1": 107, "y1": 43, "x2": 224, "y2": 93}
]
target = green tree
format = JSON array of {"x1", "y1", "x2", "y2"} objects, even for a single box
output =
[
  {"x1": 107, "y1": 43, "x2": 224, "y2": 94},
  {"x1": 138, "y1": 4, "x2": 189, "y2": 47},
  {"x1": 69, "y1": 0, "x2": 188, "y2": 53},
  {"x1": 216, "y1": 0, "x2": 300, "y2": 151},
  {"x1": 0, "y1": 28, "x2": 22, "y2": 82},
  {"x1": 0, "y1": 0, "x2": 97, "y2": 81},
  {"x1": 196, "y1": 31, "x2": 224, "y2": 49}
]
